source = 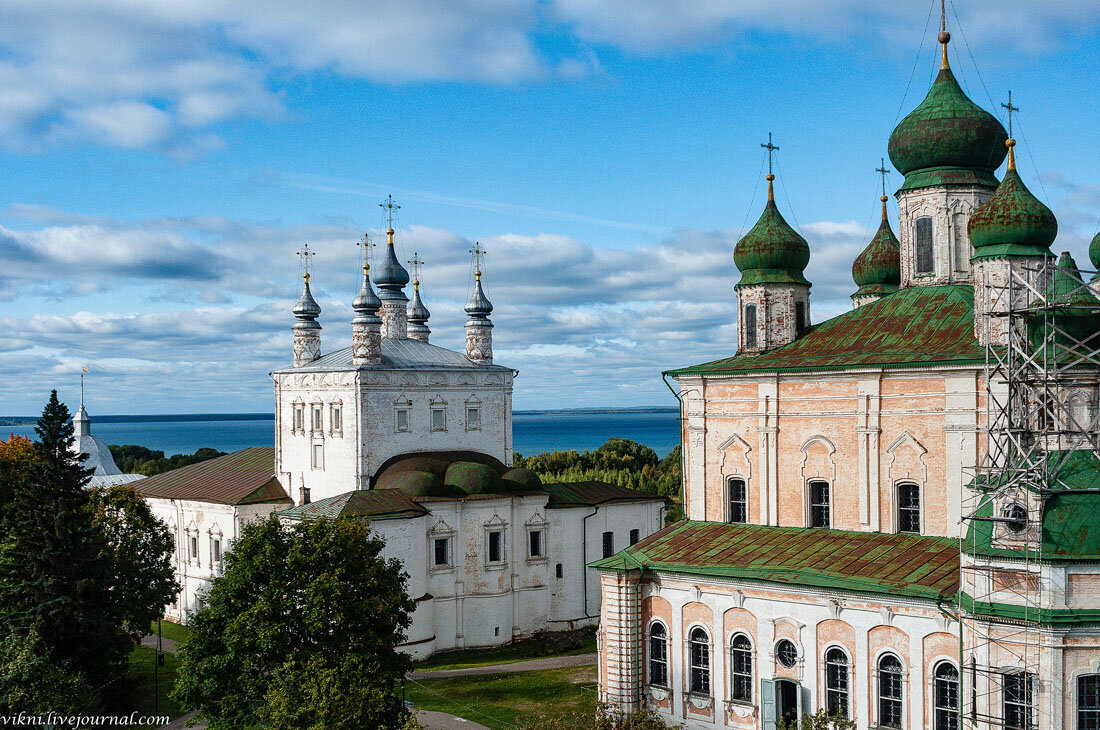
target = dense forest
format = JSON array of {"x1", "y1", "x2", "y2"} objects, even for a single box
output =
[{"x1": 108, "y1": 444, "x2": 226, "y2": 476}]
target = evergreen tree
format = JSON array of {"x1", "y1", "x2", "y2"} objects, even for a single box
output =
[{"x1": 0, "y1": 391, "x2": 129, "y2": 691}]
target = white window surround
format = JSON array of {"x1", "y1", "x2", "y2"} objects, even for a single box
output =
[
  {"x1": 311, "y1": 442, "x2": 324, "y2": 470},
  {"x1": 430, "y1": 396, "x2": 448, "y2": 432},
  {"x1": 525, "y1": 514, "x2": 548, "y2": 563},
  {"x1": 292, "y1": 402, "x2": 305, "y2": 434},
  {"x1": 310, "y1": 403, "x2": 323, "y2": 433},
  {"x1": 428, "y1": 521, "x2": 456, "y2": 572},
  {"x1": 465, "y1": 395, "x2": 482, "y2": 431},
  {"x1": 329, "y1": 401, "x2": 343, "y2": 436},
  {"x1": 484, "y1": 517, "x2": 508, "y2": 569}
]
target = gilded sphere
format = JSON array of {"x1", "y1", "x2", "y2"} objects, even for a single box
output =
[{"x1": 938, "y1": 30, "x2": 951, "y2": 44}]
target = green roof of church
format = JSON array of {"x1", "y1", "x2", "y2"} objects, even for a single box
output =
[
  {"x1": 135, "y1": 447, "x2": 291, "y2": 506},
  {"x1": 733, "y1": 186, "x2": 811, "y2": 289},
  {"x1": 968, "y1": 163, "x2": 1057, "y2": 261},
  {"x1": 852, "y1": 206, "x2": 901, "y2": 296},
  {"x1": 667, "y1": 285, "x2": 983, "y2": 377},
  {"x1": 280, "y1": 489, "x2": 428, "y2": 521},
  {"x1": 1090, "y1": 231, "x2": 1100, "y2": 273},
  {"x1": 589, "y1": 520, "x2": 959, "y2": 601},
  {"x1": 888, "y1": 66, "x2": 1007, "y2": 192}
]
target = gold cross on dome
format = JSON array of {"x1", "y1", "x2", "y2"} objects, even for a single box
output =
[
  {"x1": 760, "y1": 133, "x2": 779, "y2": 177},
  {"x1": 408, "y1": 252, "x2": 424, "y2": 284},
  {"x1": 469, "y1": 242, "x2": 486, "y2": 276}
]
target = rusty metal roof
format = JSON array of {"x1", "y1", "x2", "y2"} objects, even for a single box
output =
[
  {"x1": 667, "y1": 285, "x2": 984, "y2": 377},
  {"x1": 135, "y1": 447, "x2": 291, "y2": 506},
  {"x1": 590, "y1": 520, "x2": 959, "y2": 601},
  {"x1": 279, "y1": 489, "x2": 427, "y2": 521},
  {"x1": 541, "y1": 481, "x2": 666, "y2": 508}
]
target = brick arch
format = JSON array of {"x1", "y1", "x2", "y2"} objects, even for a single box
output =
[
  {"x1": 723, "y1": 607, "x2": 757, "y2": 646},
  {"x1": 642, "y1": 595, "x2": 674, "y2": 631}
]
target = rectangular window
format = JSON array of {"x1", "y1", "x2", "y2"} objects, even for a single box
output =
[
  {"x1": 810, "y1": 481, "x2": 830, "y2": 528},
  {"x1": 433, "y1": 537, "x2": 449, "y2": 567},
  {"x1": 602, "y1": 531, "x2": 614, "y2": 559},
  {"x1": 728, "y1": 478, "x2": 747, "y2": 524},
  {"x1": 1004, "y1": 672, "x2": 1034, "y2": 730},
  {"x1": 395, "y1": 408, "x2": 409, "y2": 432},
  {"x1": 311, "y1": 443, "x2": 324, "y2": 469},
  {"x1": 212, "y1": 538, "x2": 221, "y2": 564},
  {"x1": 302, "y1": 487, "x2": 311, "y2": 505},
  {"x1": 915, "y1": 216, "x2": 934, "y2": 275},
  {"x1": 189, "y1": 535, "x2": 198, "y2": 562},
  {"x1": 431, "y1": 407, "x2": 446, "y2": 431},
  {"x1": 311, "y1": 404, "x2": 323, "y2": 432},
  {"x1": 330, "y1": 403, "x2": 342, "y2": 434},
  {"x1": 649, "y1": 626, "x2": 668, "y2": 688},
  {"x1": 898, "y1": 483, "x2": 921, "y2": 533},
  {"x1": 629, "y1": 528, "x2": 640, "y2": 546},
  {"x1": 1079, "y1": 674, "x2": 1100, "y2": 730},
  {"x1": 466, "y1": 406, "x2": 481, "y2": 431},
  {"x1": 488, "y1": 530, "x2": 504, "y2": 563},
  {"x1": 795, "y1": 300, "x2": 806, "y2": 334},
  {"x1": 555, "y1": 563, "x2": 563, "y2": 579},
  {"x1": 528, "y1": 530, "x2": 544, "y2": 558},
  {"x1": 743, "y1": 304, "x2": 757, "y2": 349},
  {"x1": 293, "y1": 404, "x2": 304, "y2": 432},
  {"x1": 953, "y1": 213, "x2": 970, "y2": 272}
]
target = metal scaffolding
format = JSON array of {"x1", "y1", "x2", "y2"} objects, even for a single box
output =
[{"x1": 961, "y1": 255, "x2": 1100, "y2": 730}]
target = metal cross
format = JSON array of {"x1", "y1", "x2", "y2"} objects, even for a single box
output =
[
  {"x1": 469, "y1": 242, "x2": 486, "y2": 273},
  {"x1": 408, "y1": 252, "x2": 424, "y2": 283},
  {"x1": 876, "y1": 158, "x2": 891, "y2": 197},
  {"x1": 380, "y1": 194, "x2": 400, "y2": 229},
  {"x1": 357, "y1": 233, "x2": 375, "y2": 268},
  {"x1": 297, "y1": 243, "x2": 314, "y2": 279},
  {"x1": 760, "y1": 133, "x2": 779, "y2": 177},
  {"x1": 1001, "y1": 90, "x2": 1019, "y2": 139}
]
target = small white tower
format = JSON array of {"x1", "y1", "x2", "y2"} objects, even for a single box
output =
[
  {"x1": 407, "y1": 252, "x2": 431, "y2": 343},
  {"x1": 375, "y1": 195, "x2": 410, "y2": 339},
  {"x1": 351, "y1": 235, "x2": 383, "y2": 365},
  {"x1": 292, "y1": 244, "x2": 322, "y2": 367},
  {"x1": 465, "y1": 242, "x2": 494, "y2": 365}
]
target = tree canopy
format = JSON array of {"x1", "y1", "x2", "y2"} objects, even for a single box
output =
[
  {"x1": 174, "y1": 515, "x2": 416, "y2": 730},
  {"x1": 108, "y1": 444, "x2": 226, "y2": 476}
]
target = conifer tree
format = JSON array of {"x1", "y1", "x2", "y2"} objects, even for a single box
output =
[{"x1": 0, "y1": 391, "x2": 129, "y2": 691}]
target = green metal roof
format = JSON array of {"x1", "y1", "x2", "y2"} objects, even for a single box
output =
[
  {"x1": 590, "y1": 520, "x2": 959, "y2": 601},
  {"x1": 852, "y1": 209, "x2": 901, "y2": 295},
  {"x1": 540, "y1": 481, "x2": 665, "y2": 508},
  {"x1": 733, "y1": 193, "x2": 811, "y2": 289},
  {"x1": 667, "y1": 285, "x2": 984, "y2": 377},
  {"x1": 279, "y1": 489, "x2": 427, "y2": 521},
  {"x1": 968, "y1": 167, "x2": 1057, "y2": 260},
  {"x1": 135, "y1": 447, "x2": 291, "y2": 506}
]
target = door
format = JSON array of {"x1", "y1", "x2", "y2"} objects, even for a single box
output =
[{"x1": 777, "y1": 679, "x2": 799, "y2": 726}]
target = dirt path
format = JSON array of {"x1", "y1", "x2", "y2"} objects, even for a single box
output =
[{"x1": 412, "y1": 652, "x2": 597, "y2": 679}]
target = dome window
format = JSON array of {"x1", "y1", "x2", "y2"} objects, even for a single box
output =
[{"x1": 1003, "y1": 503, "x2": 1028, "y2": 533}]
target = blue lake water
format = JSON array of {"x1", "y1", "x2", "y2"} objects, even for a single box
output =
[{"x1": 3, "y1": 410, "x2": 681, "y2": 458}]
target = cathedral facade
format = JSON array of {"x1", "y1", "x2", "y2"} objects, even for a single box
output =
[{"x1": 594, "y1": 30, "x2": 1100, "y2": 730}]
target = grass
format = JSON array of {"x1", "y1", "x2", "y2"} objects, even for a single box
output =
[
  {"x1": 148, "y1": 618, "x2": 190, "y2": 643},
  {"x1": 412, "y1": 627, "x2": 596, "y2": 672},
  {"x1": 126, "y1": 645, "x2": 185, "y2": 720},
  {"x1": 405, "y1": 664, "x2": 597, "y2": 730}
]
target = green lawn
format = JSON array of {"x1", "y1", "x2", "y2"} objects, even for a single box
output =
[
  {"x1": 405, "y1": 664, "x2": 597, "y2": 730},
  {"x1": 127, "y1": 645, "x2": 185, "y2": 720},
  {"x1": 412, "y1": 627, "x2": 596, "y2": 671},
  {"x1": 148, "y1": 619, "x2": 190, "y2": 643}
]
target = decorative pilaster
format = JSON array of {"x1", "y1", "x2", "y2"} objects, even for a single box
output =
[{"x1": 597, "y1": 570, "x2": 642, "y2": 713}]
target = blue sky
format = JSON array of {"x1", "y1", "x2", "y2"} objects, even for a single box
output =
[{"x1": 2, "y1": 0, "x2": 1099, "y2": 414}]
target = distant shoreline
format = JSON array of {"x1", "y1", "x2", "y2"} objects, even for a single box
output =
[{"x1": 0, "y1": 406, "x2": 677, "y2": 427}]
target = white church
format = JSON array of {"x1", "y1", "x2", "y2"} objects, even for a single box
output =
[{"x1": 137, "y1": 205, "x2": 665, "y2": 657}]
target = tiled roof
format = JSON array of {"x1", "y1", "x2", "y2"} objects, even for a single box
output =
[
  {"x1": 279, "y1": 489, "x2": 427, "y2": 521},
  {"x1": 667, "y1": 285, "x2": 984, "y2": 377},
  {"x1": 135, "y1": 447, "x2": 291, "y2": 506},
  {"x1": 590, "y1": 520, "x2": 959, "y2": 602},
  {"x1": 541, "y1": 481, "x2": 666, "y2": 508},
  {"x1": 272, "y1": 338, "x2": 512, "y2": 373}
]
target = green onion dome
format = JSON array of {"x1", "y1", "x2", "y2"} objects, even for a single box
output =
[
  {"x1": 888, "y1": 48, "x2": 1007, "y2": 192},
  {"x1": 852, "y1": 197, "x2": 901, "y2": 296},
  {"x1": 1027, "y1": 252, "x2": 1100, "y2": 360},
  {"x1": 968, "y1": 142, "x2": 1057, "y2": 261},
  {"x1": 733, "y1": 176, "x2": 811, "y2": 289},
  {"x1": 1090, "y1": 231, "x2": 1100, "y2": 272}
]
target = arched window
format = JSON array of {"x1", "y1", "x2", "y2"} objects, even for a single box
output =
[
  {"x1": 795, "y1": 301, "x2": 806, "y2": 334},
  {"x1": 689, "y1": 627, "x2": 711, "y2": 696},
  {"x1": 878, "y1": 653, "x2": 904, "y2": 729},
  {"x1": 825, "y1": 647, "x2": 850, "y2": 719},
  {"x1": 1003, "y1": 671, "x2": 1034, "y2": 730},
  {"x1": 730, "y1": 634, "x2": 753, "y2": 702},
  {"x1": 809, "y1": 480, "x2": 830, "y2": 528},
  {"x1": 915, "y1": 217, "x2": 934, "y2": 275},
  {"x1": 897, "y1": 483, "x2": 921, "y2": 533},
  {"x1": 1079, "y1": 674, "x2": 1100, "y2": 729},
  {"x1": 934, "y1": 662, "x2": 959, "y2": 730},
  {"x1": 744, "y1": 305, "x2": 757, "y2": 349},
  {"x1": 728, "y1": 478, "x2": 747, "y2": 524},
  {"x1": 647, "y1": 622, "x2": 668, "y2": 688},
  {"x1": 952, "y1": 212, "x2": 970, "y2": 273}
]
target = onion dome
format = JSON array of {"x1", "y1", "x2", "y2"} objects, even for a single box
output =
[
  {"x1": 374, "y1": 227, "x2": 409, "y2": 301},
  {"x1": 1028, "y1": 252, "x2": 1100, "y2": 358},
  {"x1": 968, "y1": 140, "x2": 1057, "y2": 261},
  {"x1": 733, "y1": 174, "x2": 810, "y2": 289},
  {"x1": 465, "y1": 270, "x2": 494, "y2": 318},
  {"x1": 407, "y1": 282, "x2": 430, "y2": 339},
  {"x1": 852, "y1": 196, "x2": 901, "y2": 297},
  {"x1": 1090, "y1": 231, "x2": 1100, "y2": 273},
  {"x1": 292, "y1": 274, "x2": 322, "y2": 329},
  {"x1": 888, "y1": 36, "x2": 1007, "y2": 192},
  {"x1": 351, "y1": 264, "x2": 381, "y2": 324}
]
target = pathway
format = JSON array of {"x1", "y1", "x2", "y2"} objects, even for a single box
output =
[
  {"x1": 140, "y1": 634, "x2": 179, "y2": 654},
  {"x1": 412, "y1": 651, "x2": 597, "y2": 679}
]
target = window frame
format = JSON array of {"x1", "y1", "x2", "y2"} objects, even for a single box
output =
[
  {"x1": 629, "y1": 528, "x2": 640, "y2": 546},
  {"x1": 775, "y1": 639, "x2": 798, "y2": 669},
  {"x1": 466, "y1": 405, "x2": 481, "y2": 431},
  {"x1": 310, "y1": 402, "x2": 323, "y2": 433},
  {"x1": 311, "y1": 442, "x2": 324, "y2": 470},
  {"x1": 433, "y1": 536, "x2": 450, "y2": 568},
  {"x1": 395, "y1": 407, "x2": 410, "y2": 433},
  {"x1": 329, "y1": 402, "x2": 342, "y2": 435},
  {"x1": 933, "y1": 661, "x2": 959, "y2": 730},
  {"x1": 1078, "y1": 673, "x2": 1100, "y2": 730},
  {"x1": 877, "y1": 652, "x2": 905, "y2": 729},
  {"x1": 729, "y1": 633, "x2": 753, "y2": 703},
  {"x1": 601, "y1": 531, "x2": 614, "y2": 559},
  {"x1": 795, "y1": 300, "x2": 806, "y2": 334},
  {"x1": 727, "y1": 477, "x2": 748, "y2": 524},
  {"x1": 1003, "y1": 670, "x2": 1035, "y2": 730},
  {"x1": 688, "y1": 627, "x2": 711, "y2": 697},
  {"x1": 809, "y1": 480, "x2": 831, "y2": 528},
  {"x1": 897, "y1": 482, "x2": 922, "y2": 534},
  {"x1": 527, "y1": 528, "x2": 545, "y2": 560},
  {"x1": 486, "y1": 528, "x2": 506, "y2": 566},
  {"x1": 647, "y1": 621, "x2": 669, "y2": 689},
  {"x1": 743, "y1": 304, "x2": 758, "y2": 349},
  {"x1": 292, "y1": 402, "x2": 305, "y2": 433},
  {"x1": 915, "y1": 216, "x2": 935, "y2": 275},
  {"x1": 431, "y1": 405, "x2": 447, "y2": 432},
  {"x1": 825, "y1": 647, "x2": 851, "y2": 720}
]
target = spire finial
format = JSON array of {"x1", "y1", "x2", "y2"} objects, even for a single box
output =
[
  {"x1": 357, "y1": 233, "x2": 375, "y2": 273},
  {"x1": 380, "y1": 194, "x2": 400, "y2": 246},
  {"x1": 297, "y1": 243, "x2": 315, "y2": 282},
  {"x1": 1001, "y1": 91, "x2": 1019, "y2": 171},
  {"x1": 761, "y1": 132, "x2": 779, "y2": 202},
  {"x1": 938, "y1": 0, "x2": 951, "y2": 68},
  {"x1": 408, "y1": 252, "x2": 424, "y2": 290},
  {"x1": 470, "y1": 242, "x2": 486, "y2": 281},
  {"x1": 80, "y1": 364, "x2": 89, "y2": 408},
  {"x1": 876, "y1": 158, "x2": 891, "y2": 220}
]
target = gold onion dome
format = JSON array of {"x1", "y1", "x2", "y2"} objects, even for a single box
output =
[
  {"x1": 968, "y1": 140, "x2": 1057, "y2": 261},
  {"x1": 888, "y1": 38, "x2": 1007, "y2": 192},
  {"x1": 733, "y1": 175, "x2": 811, "y2": 289},
  {"x1": 852, "y1": 197, "x2": 901, "y2": 295}
]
